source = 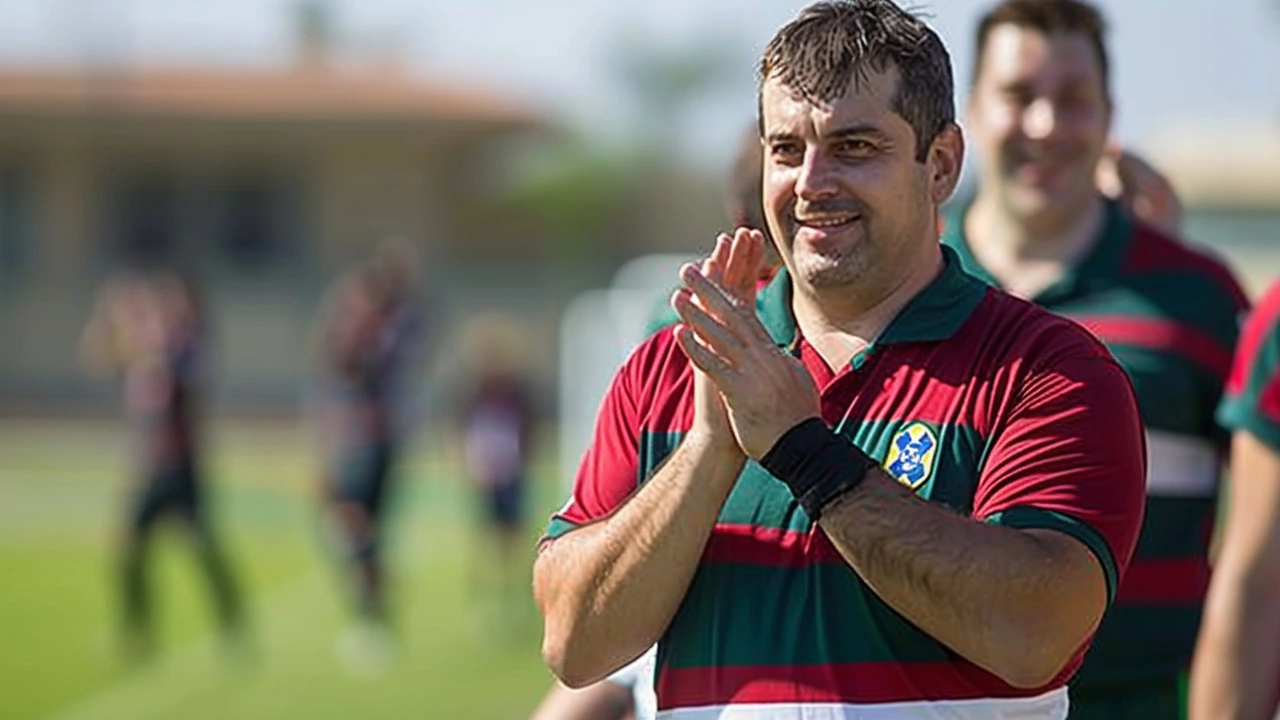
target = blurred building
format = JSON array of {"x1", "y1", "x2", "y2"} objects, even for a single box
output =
[
  {"x1": 1146, "y1": 120, "x2": 1280, "y2": 299},
  {"x1": 0, "y1": 59, "x2": 552, "y2": 414},
  {"x1": 0, "y1": 3, "x2": 764, "y2": 421}
]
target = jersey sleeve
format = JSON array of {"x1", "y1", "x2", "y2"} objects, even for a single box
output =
[
  {"x1": 543, "y1": 334, "x2": 669, "y2": 542},
  {"x1": 1202, "y1": 260, "x2": 1252, "y2": 452},
  {"x1": 972, "y1": 343, "x2": 1148, "y2": 606},
  {"x1": 1218, "y1": 283, "x2": 1280, "y2": 453}
]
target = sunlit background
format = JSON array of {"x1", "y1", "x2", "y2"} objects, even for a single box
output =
[{"x1": 1, "y1": 1, "x2": 1277, "y2": 718}]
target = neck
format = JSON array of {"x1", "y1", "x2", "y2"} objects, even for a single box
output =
[
  {"x1": 965, "y1": 191, "x2": 1106, "y2": 297},
  {"x1": 791, "y1": 244, "x2": 944, "y2": 370}
]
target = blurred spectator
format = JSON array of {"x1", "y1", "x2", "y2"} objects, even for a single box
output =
[
  {"x1": 948, "y1": 0, "x2": 1249, "y2": 716},
  {"x1": 79, "y1": 268, "x2": 245, "y2": 662}
]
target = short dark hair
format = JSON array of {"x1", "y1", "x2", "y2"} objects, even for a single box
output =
[
  {"x1": 758, "y1": 0, "x2": 955, "y2": 162},
  {"x1": 973, "y1": 0, "x2": 1109, "y2": 92}
]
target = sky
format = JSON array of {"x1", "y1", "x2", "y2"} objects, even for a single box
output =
[{"x1": 0, "y1": 0, "x2": 1277, "y2": 168}]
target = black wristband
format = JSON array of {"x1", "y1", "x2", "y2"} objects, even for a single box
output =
[{"x1": 759, "y1": 418, "x2": 877, "y2": 521}]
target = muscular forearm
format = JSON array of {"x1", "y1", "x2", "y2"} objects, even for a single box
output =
[
  {"x1": 820, "y1": 470, "x2": 1106, "y2": 688},
  {"x1": 534, "y1": 434, "x2": 745, "y2": 687},
  {"x1": 1190, "y1": 573, "x2": 1280, "y2": 720}
]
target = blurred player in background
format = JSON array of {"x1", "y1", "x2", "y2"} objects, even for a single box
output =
[
  {"x1": 457, "y1": 315, "x2": 538, "y2": 624},
  {"x1": 80, "y1": 268, "x2": 245, "y2": 662},
  {"x1": 310, "y1": 236, "x2": 427, "y2": 668},
  {"x1": 948, "y1": 1, "x2": 1249, "y2": 716}
]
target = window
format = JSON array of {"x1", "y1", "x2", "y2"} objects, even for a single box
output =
[
  {"x1": 102, "y1": 163, "x2": 304, "y2": 276},
  {"x1": 108, "y1": 170, "x2": 180, "y2": 267},
  {"x1": 217, "y1": 172, "x2": 297, "y2": 272}
]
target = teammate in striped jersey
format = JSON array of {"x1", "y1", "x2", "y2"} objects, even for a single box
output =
[
  {"x1": 947, "y1": 1, "x2": 1250, "y2": 716},
  {"x1": 1189, "y1": 281, "x2": 1280, "y2": 720}
]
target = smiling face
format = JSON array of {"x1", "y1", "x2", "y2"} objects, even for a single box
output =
[
  {"x1": 761, "y1": 65, "x2": 962, "y2": 299},
  {"x1": 968, "y1": 23, "x2": 1111, "y2": 233}
]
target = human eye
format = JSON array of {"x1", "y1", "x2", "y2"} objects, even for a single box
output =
[{"x1": 769, "y1": 141, "x2": 802, "y2": 164}]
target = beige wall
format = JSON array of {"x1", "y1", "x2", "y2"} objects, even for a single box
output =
[{"x1": 311, "y1": 136, "x2": 451, "y2": 263}]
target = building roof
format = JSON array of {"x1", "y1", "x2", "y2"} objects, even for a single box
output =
[{"x1": 0, "y1": 65, "x2": 542, "y2": 127}]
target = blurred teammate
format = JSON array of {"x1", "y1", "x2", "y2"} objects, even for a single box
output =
[
  {"x1": 1188, "y1": 280, "x2": 1280, "y2": 720},
  {"x1": 947, "y1": 1, "x2": 1249, "y2": 716},
  {"x1": 457, "y1": 320, "x2": 538, "y2": 622},
  {"x1": 311, "y1": 236, "x2": 426, "y2": 665},
  {"x1": 80, "y1": 268, "x2": 244, "y2": 661}
]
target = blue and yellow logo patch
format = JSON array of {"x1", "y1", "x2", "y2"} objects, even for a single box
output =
[{"x1": 884, "y1": 422, "x2": 938, "y2": 489}]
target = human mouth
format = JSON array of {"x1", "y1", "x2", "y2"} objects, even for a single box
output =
[
  {"x1": 795, "y1": 214, "x2": 860, "y2": 230},
  {"x1": 793, "y1": 214, "x2": 861, "y2": 245},
  {"x1": 1010, "y1": 148, "x2": 1072, "y2": 185}
]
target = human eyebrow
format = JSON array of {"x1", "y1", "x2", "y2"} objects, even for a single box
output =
[
  {"x1": 996, "y1": 80, "x2": 1036, "y2": 99},
  {"x1": 825, "y1": 124, "x2": 891, "y2": 143},
  {"x1": 764, "y1": 131, "x2": 801, "y2": 146}
]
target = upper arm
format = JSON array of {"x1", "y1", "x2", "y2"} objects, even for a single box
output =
[
  {"x1": 1217, "y1": 431, "x2": 1280, "y2": 588},
  {"x1": 1022, "y1": 527, "x2": 1108, "y2": 612},
  {"x1": 1217, "y1": 298, "x2": 1280, "y2": 587},
  {"x1": 973, "y1": 346, "x2": 1148, "y2": 609}
]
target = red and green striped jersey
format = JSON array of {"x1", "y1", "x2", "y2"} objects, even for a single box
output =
[
  {"x1": 943, "y1": 201, "x2": 1250, "y2": 690},
  {"x1": 545, "y1": 247, "x2": 1147, "y2": 719},
  {"x1": 1219, "y1": 279, "x2": 1280, "y2": 451}
]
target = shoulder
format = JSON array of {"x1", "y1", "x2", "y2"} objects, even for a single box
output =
[
  {"x1": 969, "y1": 287, "x2": 1117, "y2": 368},
  {"x1": 1123, "y1": 223, "x2": 1250, "y2": 311},
  {"x1": 1228, "y1": 280, "x2": 1280, "y2": 392},
  {"x1": 611, "y1": 327, "x2": 693, "y2": 410},
  {"x1": 1245, "y1": 281, "x2": 1280, "y2": 337}
]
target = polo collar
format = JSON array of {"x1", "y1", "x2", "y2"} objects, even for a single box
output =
[
  {"x1": 941, "y1": 197, "x2": 1132, "y2": 304},
  {"x1": 757, "y1": 245, "x2": 988, "y2": 351}
]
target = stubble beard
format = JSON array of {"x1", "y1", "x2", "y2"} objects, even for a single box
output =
[{"x1": 793, "y1": 242, "x2": 872, "y2": 292}]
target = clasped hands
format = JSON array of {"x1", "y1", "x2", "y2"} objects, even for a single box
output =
[{"x1": 669, "y1": 228, "x2": 822, "y2": 461}]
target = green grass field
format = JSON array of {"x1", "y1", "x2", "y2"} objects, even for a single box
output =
[{"x1": 0, "y1": 419, "x2": 563, "y2": 720}]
